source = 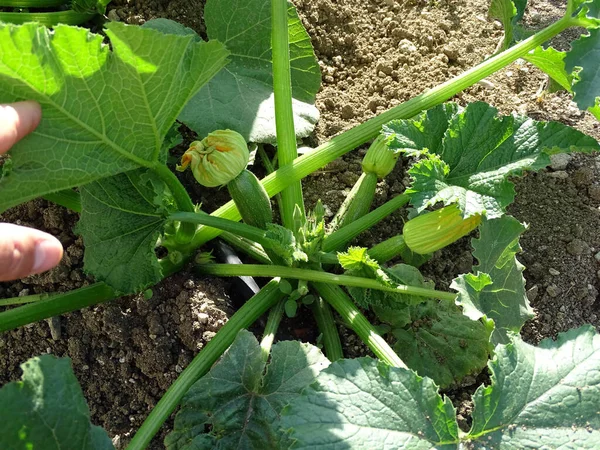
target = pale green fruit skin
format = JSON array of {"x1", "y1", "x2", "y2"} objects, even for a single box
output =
[
  {"x1": 177, "y1": 129, "x2": 249, "y2": 187},
  {"x1": 404, "y1": 204, "x2": 482, "y2": 254},
  {"x1": 361, "y1": 134, "x2": 399, "y2": 179}
]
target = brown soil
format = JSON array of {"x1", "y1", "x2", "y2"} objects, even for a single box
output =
[{"x1": 1, "y1": 0, "x2": 599, "y2": 447}]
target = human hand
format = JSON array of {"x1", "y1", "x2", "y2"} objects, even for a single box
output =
[{"x1": 0, "y1": 101, "x2": 64, "y2": 282}]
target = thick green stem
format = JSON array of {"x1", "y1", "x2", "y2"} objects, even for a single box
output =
[
  {"x1": 0, "y1": 11, "x2": 95, "y2": 26},
  {"x1": 260, "y1": 298, "x2": 286, "y2": 361},
  {"x1": 323, "y1": 194, "x2": 410, "y2": 252},
  {"x1": 41, "y1": 189, "x2": 82, "y2": 213},
  {"x1": 0, "y1": 294, "x2": 47, "y2": 307},
  {"x1": 189, "y1": 16, "x2": 572, "y2": 248},
  {"x1": 171, "y1": 212, "x2": 269, "y2": 248},
  {"x1": 368, "y1": 234, "x2": 407, "y2": 264},
  {"x1": 311, "y1": 297, "x2": 344, "y2": 361},
  {"x1": 330, "y1": 171, "x2": 378, "y2": 231},
  {"x1": 258, "y1": 146, "x2": 285, "y2": 220},
  {"x1": 313, "y1": 282, "x2": 405, "y2": 368},
  {"x1": 127, "y1": 279, "x2": 286, "y2": 450},
  {"x1": 0, "y1": 283, "x2": 116, "y2": 333},
  {"x1": 271, "y1": 0, "x2": 305, "y2": 227},
  {"x1": 0, "y1": 0, "x2": 67, "y2": 5},
  {"x1": 220, "y1": 232, "x2": 272, "y2": 265},
  {"x1": 197, "y1": 264, "x2": 456, "y2": 302},
  {"x1": 153, "y1": 164, "x2": 196, "y2": 242}
]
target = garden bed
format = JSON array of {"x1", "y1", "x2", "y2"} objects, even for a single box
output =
[{"x1": 1, "y1": 0, "x2": 599, "y2": 448}]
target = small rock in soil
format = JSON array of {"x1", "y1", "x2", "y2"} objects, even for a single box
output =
[
  {"x1": 589, "y1": 184, "x2": 600, "y2": 201},
  {"x1": 526, "y1": 285, "x2": 539, "y2": 302},
  {"x1": 550, "y1": 153, "x2": 572, "y2": 170},
  {"x1": 566, "y1": 238, "x2": 591, "y2": 256},
  {"x1": 546, "y1": 284, "x2": 560, "y2": 297},
  {"x1": 572, "y1": 167, "x2": 595, "y2": 187}
]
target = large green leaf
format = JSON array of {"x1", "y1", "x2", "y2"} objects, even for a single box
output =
[
  {"x1": 386, "y1": 102, "x2": 600, "y2": 219},
  {"x1": 165, "y1": 330, "x2": 329, "y2": 450},
  {"x1": 488, "y1": 0, "x2": 528, "y2": 50},
  {"x1": 281, "y1": 358, "x2": 460, "y2": 449},
  {"x1": 392, "y1": 301, "x2": 494, "y2": 388},
  {"x1": 282, "y1": 327, "x2": 600, "y2": 449},
  {"x1": 0, "y1": 22, "x2": 229, "y2": 212},
  {"x1": 382, "y1": 102, "x2": 459, "y2": 157},
  {"x1": 0, "y1": 355, "x2": 114, "y2": 450},
  {"x1": 452, "y1": 216, "x2": 533, "y2": 345},
  {"x1": 76, "y1": 170, "x2": 170, "y2": 294},
  {"x1": 524, "y1": 46, "x2": 573, "y2": 92},
  {"x1": 489, "y1": 0, "x2": 518, "y2": 50},
  {"x1": 178, "y1": 0, "x2": 321, "y2": 143},
  {"x1": 468, "y1": 326, "x2": 600, "y2": 448},
  {"x1": 565, "y1": 26, "x2": 600, "y2": 111}
]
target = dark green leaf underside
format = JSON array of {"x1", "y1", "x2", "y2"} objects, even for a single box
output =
[{"x1": 77, "y1": 170, "x2": 167, "y2": 294}]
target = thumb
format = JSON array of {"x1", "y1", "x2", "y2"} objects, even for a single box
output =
[
  {"x1": 0, "y1": 223, "x2": 63, "y2": 282},
  {"x1": 0, "y1": 101, "x2": 42, "y2": 154}
]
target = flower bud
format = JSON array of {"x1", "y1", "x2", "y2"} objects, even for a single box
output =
[
  {"x1": 177, "y1": 129, "x2": 249, "y2": 187},
  {"x1": 361, "y1": 134, "x2": 399, "y2": 179},
  {"x1": 403, "y1": 204, "x2": 482, "y2": 254}
]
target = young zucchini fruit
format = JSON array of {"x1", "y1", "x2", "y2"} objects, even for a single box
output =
[
  {"x1": 178, "y1": 129, "x2": 281, "y2": 262},
  {"x1": 403, "y1": 204, "x2": 482, "y2": 254},
  {"x1": 330, "y1": 134, "x2": 398, "y2": 232}
]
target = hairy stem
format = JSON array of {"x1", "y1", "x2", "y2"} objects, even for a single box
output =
[
  {"x1": 330, "y1": 172, "x2": 378, "y2": 232},
  {"x1": 0, "y1": 10, "x2": 95, "y2": 26},
  {"x1": 368, "y1": 234, "x2": 408, "y2": 264},
  {"x1": 258, "y1": 146, "x2": 285, "y2": 221},
  {"x1": 313, "y1": 282, "x2": 406, "y2": 368},
  {"x1": 271, "y1": 0, "x2": 305, "y2": 227},
  {"x1": 0, "y1": 0, "x2": 67, "y2": 5},
  {"x1": 220, "y1": 232, "x2": 272, "y2": 265},
  {"x1": 153, "y1": 164, "x2": 196, "y2": 242},
  {"x1": 260, "y1": 298, "x2": 286, "y2": 361},
  {"x1": 171, "y1": 212, "x2": 268, "y2": 248},
  {"x1": 0, "y1": 283, "x2": 116, "y2": 333},
  {"x1": 311, "y1": 296, "x2": 344, "y2": 361},
  {"x1": 127, "y1": 279, "x2": 286, "y2": 450},
  {"x1": 323, "y1": 194, "x2": 410, "y2": 252},
  {"x1": 197, "y1": 264, "x2": 457, "y2": 302}
]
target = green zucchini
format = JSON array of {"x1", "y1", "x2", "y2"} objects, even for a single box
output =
[{"x1": 228, "y1": 169, "x2": 273, "y2": 230}]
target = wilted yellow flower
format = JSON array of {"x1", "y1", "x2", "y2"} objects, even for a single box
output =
[
  {"x1": 403, "y1": 204, "x2": 482, "y2": 254},
  {"x1": 177, "y1": 129, "x2": 249, "y2": 187}
]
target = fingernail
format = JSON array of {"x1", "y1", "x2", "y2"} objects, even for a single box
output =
[{"x1": 32, "y1": 240, "x2": 61, "y2": 273}]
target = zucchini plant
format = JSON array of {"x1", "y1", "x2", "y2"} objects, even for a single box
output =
[{"x1": 0, "y1": 0, "x2": 599, "y2": 448}]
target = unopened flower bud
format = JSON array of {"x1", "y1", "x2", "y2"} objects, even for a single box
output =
[
  {"x1": 177, "y1": 129, "x2": 249, "y2": 187},
  {"x1": 361, "y1": 134, "x2": 399, "y2": 179}
]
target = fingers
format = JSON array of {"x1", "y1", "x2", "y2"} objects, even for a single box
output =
[
  {"x1": 0, "y1": 223, "x2": 63, "y2": 282},
  {"x1": 0, "y1": 101, "x2": 42, "y2": 154}
]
